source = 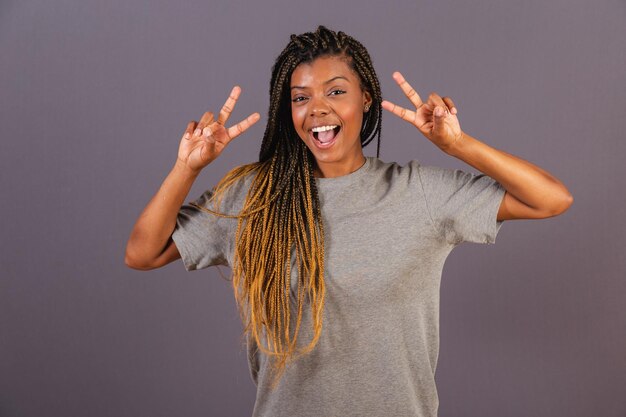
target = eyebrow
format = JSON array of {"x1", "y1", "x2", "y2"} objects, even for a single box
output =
[{"x1": 291, "y1": 76, "x2": 349, "y2": 90}]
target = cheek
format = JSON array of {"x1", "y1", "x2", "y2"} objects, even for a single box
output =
[
  {"x1": 291, "y1": 106, "x2": 308, "y2": 138},
  {"x1": 344, "y1": 106, "x2": 363, "y2": 131}
]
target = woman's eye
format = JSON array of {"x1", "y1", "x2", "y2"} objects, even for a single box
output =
[{"x1": 291, "y1": 91, "x2": 344, "y2": 102}]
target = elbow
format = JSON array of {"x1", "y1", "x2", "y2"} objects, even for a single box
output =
[
  {"x1": 549, "y1": 193, "x2": 574, "y2": 216},
  {"x1": 124, "y1": 253, "x2": 138, "y2": 269},
  {"x1": 124, "y1": 250, "x2": 154, "y2": 271}
]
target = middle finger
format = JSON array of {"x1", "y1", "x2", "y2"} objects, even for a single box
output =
[
  {"x1": 217, "y1": 86, "x2": 241, "y2": 125},
  {"x1": 392, "y1": 71, "x2": 423, "y2": 109}
]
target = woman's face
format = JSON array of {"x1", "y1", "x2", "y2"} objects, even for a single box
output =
[{"x1": 290, "y1": 55, "x2": 372, "y2": 178}]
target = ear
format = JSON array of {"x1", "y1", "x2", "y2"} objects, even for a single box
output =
[{"x1": 363, "y1": 90, "x2": 373, "y2": 110}]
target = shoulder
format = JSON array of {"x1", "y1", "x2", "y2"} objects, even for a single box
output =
[
  {"x1": 193, "y1": 162, "x2": 261, "y2": 214},
  {"x1": 367, "y1": 158, "x2": 486, "y2": 194},
  {"x1": 407, "y1": 161, "x2": 476, "y2": 187},
  {"x1": 367, "y1": 157, "x2": 424, "y2": 183}
]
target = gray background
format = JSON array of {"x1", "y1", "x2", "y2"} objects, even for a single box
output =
[{"x1": 1, "y1": 0, "x2": 624, "y2": 416}]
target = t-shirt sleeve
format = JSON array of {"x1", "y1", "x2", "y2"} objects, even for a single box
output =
[
  {"x1": 171, "y1": 189, "x2": 231, "y2": 271},
  {"x1": 416, "y1": 163, "x2": 506, "y2": 245}
]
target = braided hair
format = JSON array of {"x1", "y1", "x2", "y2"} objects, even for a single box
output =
[{"x1": 192, "y1": 25, "x2": 383, "y2": 390}]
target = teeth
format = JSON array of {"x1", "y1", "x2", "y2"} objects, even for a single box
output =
[{"x1": 311, "y1": 125, "x2": 338, "y2": 133}]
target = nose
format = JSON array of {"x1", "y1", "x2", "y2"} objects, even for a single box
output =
[{"x1": 309, "y1": 95, "x2": 330, "y2": 117}]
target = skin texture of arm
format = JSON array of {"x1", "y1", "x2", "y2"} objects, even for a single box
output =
[
  {"x1": 124, "y1": 160, "x2": 197, "y2": 270},
  {"x1": 444, "y1": 132, "x2": 573, "y2": 221}
]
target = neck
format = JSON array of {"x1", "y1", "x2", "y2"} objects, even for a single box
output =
[{"x1": 313, "y1": 154, "x2": 367, "y2": 178}]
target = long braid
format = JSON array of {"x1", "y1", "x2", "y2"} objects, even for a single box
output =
[{"x1": 190, "y1": 25, "x2": 383, "y2": 390}]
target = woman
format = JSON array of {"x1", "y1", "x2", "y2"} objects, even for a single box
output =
[{"x1": 125, "y1": 26, "x2": 572, "y2": 417}]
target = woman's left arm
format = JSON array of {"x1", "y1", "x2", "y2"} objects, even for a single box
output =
[
  {"x1": 382, "y1": 71, "x2": 573, "y2": 221},
  {"x1": 444, "y1": 131, "x2": 573, "y2": 220}
]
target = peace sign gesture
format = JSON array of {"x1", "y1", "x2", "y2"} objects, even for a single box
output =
[
  {"x1": 382, "y1": 72, "x2": 462, "y2": 153},
  {"x1": 177, "y1": 86, "x2": 260, "y2": 174}
]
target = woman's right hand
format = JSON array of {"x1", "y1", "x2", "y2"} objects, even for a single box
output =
[{"x1": 177, "y1": 86, "x2": 260, "y2": 174}]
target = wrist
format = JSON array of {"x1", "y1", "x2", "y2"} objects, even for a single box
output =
[
  {"x1": 441, "y1": 131, "x2": 468, "y2": 157},
  {"x1": 173, "y1": 158, "x2": 201, "y2": 178}
]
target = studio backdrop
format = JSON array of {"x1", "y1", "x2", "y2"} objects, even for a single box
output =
[{"x1": 1, "y1": 1, "x2": 624, "y2": 416}]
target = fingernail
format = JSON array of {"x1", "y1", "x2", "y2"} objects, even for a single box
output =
[
  {"x1": 203, "y1": 127, "x2": 212, "y2": 137},
  {"x1": 184, "y1": 133, "x2": 190, "y2": 139},
  {"x1": 194, "y1": 128, "x2": 201, "y2": 136}
]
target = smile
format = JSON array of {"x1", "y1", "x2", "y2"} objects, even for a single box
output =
[{"x1": 309, "y1": 125, "x2": 341, "y2": 149}]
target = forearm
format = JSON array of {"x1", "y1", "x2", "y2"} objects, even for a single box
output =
[
  {"x1": 445, "y1": 132, "x2": 573, "y2": 213},
  {"x1": 125, "y1": 159, "x2": 200, "y2": 266}
]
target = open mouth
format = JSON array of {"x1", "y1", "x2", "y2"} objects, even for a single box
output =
[{"x1": 311, "y1": 125, "x2": 341, "y2": 144}]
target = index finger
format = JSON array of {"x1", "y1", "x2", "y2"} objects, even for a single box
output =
[
  {"x1": 382, "y1": 99, "x2": 416, "y2": 124},
  {"x1": 217, "y1": 86, "x2": 241, "y2": 125},
  {"x1": 392, "y1": 71, "x2": 423, "y2": 109},
  {"x1": 226, "y1": 112, "x2": 261, "y2": 142}
]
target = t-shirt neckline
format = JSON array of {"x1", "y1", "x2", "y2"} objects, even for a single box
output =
[{"x1": 314, "y1": 156, "x2": 372, "y2": 188}]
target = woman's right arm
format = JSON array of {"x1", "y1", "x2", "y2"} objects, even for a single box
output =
[
  {"x1": 124, "y1": 159, "x2": 200, "y2": 270},
  {"x1": 124, "y1": 86, "x2": 260, "y2": 270}
]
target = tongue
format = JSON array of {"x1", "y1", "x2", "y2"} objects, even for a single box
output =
[{"x1": 317, "y1": 128, "x2": 337, "y2": 143}]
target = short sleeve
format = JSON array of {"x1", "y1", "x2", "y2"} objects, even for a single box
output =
[
  {"x1": 416, "y1": 164, "x2": 506, "y2": 245},
  {"x1": 171, "y1": 189, "x2": 231, "y2": 271}
]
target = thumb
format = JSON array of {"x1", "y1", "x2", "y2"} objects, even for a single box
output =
[{"x1": 433, "y1": 106, "x2": 447, "y2": 133}]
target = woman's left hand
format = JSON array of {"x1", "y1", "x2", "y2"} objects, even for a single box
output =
[{"x1": 382, "y1": 71, "x2": 462, "y2": 153}]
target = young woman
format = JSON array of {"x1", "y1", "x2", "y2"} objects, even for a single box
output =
[{"x1": 125, "y1": 26, "x2": 572, "y2": 417}]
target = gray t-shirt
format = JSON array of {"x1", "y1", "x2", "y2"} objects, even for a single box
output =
[{"x1": 172, "y1": 156, "x2": 506, "y2": 417}]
